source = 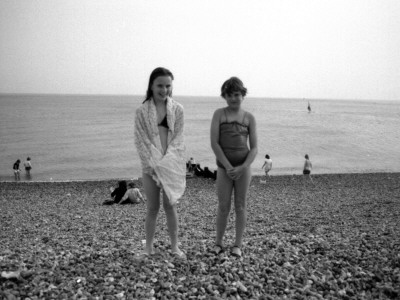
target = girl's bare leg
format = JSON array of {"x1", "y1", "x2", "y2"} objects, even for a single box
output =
[
  {"x1": 233, "y1": 167, "x2": 252, "y2": 248},
  {"x1": 142, "y1": 173, "x2": 161, "y2": 255},
  {"x1": 215, "y1": 167, "x2": 234, "y2": 247},
  {"x1": 162, "y1": 192, "x2": 182, "y2": 254}
]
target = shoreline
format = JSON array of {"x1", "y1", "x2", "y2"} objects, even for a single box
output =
[{"x1": 1, "y1": 171, "x2": 399, "y2": 184}]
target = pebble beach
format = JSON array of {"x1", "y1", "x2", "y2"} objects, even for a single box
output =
[{"x1": 1, "y1": 173, "x2": 399, "y2": 299}]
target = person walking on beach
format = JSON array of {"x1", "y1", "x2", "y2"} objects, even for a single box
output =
[
  {"x1": 303, "y1": 154, "x2": 313, "y2": 182},
  {"x1": 24, "y1": 157, "x2": 32, "y2": 177},
  {"x1": 13, "y1": 159, "x2": 21, "y2": 180},
  {"x1": 261, "y1": 154, "x2": 272, "y2": 182},
  {"x1": 210, "y1": 77, "x2": 258, "y2": 258},
  {"x1": 134, "y1": 67, "x2": 186, "y2": 259}
]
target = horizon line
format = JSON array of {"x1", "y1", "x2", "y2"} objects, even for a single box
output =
[{"x1": 0, "y1": 92, "x2": 397, "y2": 102}]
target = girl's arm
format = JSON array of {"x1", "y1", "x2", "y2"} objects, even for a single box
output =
[
  {"x1": 134, "y1": 109, "x2": 153, "y2": 152},
  {"x1": 210, "y1": 109, "x2": 233, "y2": 170},
  {"x1": 166, "y1": 105, "x2": 185, "y2": 152},
  {"x1": 137, "y1": 190, "x2": 144, "y2": 201},
  {"x1": 239, "y1": 112, "x2": 258, "y2": 169},
  {"x1": 134, "y1": 107, "x2": 163, "y2": 167},
  {"x1": 119, "y1": 190, "x2": 129, "y2": 204}
]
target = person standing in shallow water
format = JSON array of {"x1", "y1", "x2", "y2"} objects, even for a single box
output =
[
  {"x1": 134, "y1": 67, "x2": 186, "y2": 259},
  {"x1": 13, "y1": 159, "x2": 21, "y2": 181},
  {"x1": 24, "y1": 157, "x2": 32, "y2": 177},
  {"x1": 210, "y1": 77, "x2": 258, "y2": 258}
]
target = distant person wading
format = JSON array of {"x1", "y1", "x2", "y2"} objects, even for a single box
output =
[
  {"x1": 13, "y1": 159, "x2": 21, "y2": 181},
  {"x1": 24, "y1": 157, "x2": 32, "y2": 177}
]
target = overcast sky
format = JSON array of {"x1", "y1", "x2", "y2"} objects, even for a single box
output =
[{"x1": 1, "y1": 0, "x2": 399, "y2": 100}]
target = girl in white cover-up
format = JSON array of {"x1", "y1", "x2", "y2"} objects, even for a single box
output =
[{"x1": 134, "y1": 67, "x2": 186, "y2": 259}]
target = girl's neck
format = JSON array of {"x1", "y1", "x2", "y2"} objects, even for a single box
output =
[
  {"x1": 153, "y1": 97, "x2": 167, "y2": 107},
  {"x1": 225, "y1": 106, "x2": 241, "y2": 114}
]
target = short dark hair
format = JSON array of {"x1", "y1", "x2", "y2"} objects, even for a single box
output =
[
  {"x1": 118, "y1": 180, "x2": 127, "y2": 189},
  {"x1": 221, "y1": 77, "x2": 247, "y2": 98},
  {"x1": 265, "y1": 154, "x2": 270, "y2": 159},
  {"x1": 128, "y1": 182, "x2": 136, "y2": 188},
  {"x1": 144, "y1": 67, "x2": 174, "y2": 102}
]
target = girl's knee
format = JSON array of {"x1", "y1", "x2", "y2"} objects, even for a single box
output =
[
  {"x1": 163, "y1": 201, "x2": 176, "y2": 212},
  {"x1": 147, "y1": 206, "x2": 160, "y2": 218},
  {"x1": 235, "y1": 205, "x2": 246, "y2": 215},
  {"x1": 234, "y1": 201, "x2": 247, "y2": 213},
  {"x1": 218, "y1": 204, "x2": 231, "y2": 216}
]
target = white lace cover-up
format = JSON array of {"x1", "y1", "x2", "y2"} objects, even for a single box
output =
[{"x1": 134, "y1": 97, "x2": 186, "y2": 204}]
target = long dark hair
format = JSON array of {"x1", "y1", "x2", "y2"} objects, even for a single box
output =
[{"x1": 143, "y1": 67, "x2": 174, "y2": 103}]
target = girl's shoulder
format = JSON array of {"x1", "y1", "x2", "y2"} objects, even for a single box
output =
[
  {"x1": 135, "y1": 101, "x2": 147, "y2": 113},
  {"x1": 242, "y1": 110, "x2": 255, "y2": 125},
  {"x1": 243, "y1": 109, "x2": 255, "y2": 118},
  {"x1": 245, "y1": 110, "x2": 256, "y2": 122},
  {"x1": 168, "y1": 97, "x2": 184, "y2": 113},
  {"x1": 212, "y1": 107, "x2": 225, "y2": 118},
  {"x1": 216, "y1": 107, "x2": 226, "y2": 114}
]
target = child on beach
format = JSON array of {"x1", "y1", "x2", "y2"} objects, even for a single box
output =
[
  {"x1": 24, "y1": 157, "x2": 32, "y2": 177},
  {"x1": 188, "y1": 157, "x2": 196, "y2": 173},
  {"x1": 13, "y1": 159, "x2": 21, "y2": 180},
  {"x1": 134, "y1": 67, "x2": 186, "y2": 259},
  {"x1": 102, "y1": 180, "x2": 127, "y2": 205},
  {"x1": 303, "y1": 154, "x2": 313, "y2": 182},
  {"x1": 118, "y1": 182, "x2": 144, "y2": 205},
  {"x1": 210, "y1": 77, "x2": 258, "y2": 257},
  {"x1": 261, "y1": 154, "x2": 272, "y2": 183}
]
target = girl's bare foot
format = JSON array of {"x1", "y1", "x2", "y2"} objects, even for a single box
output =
[{"x1": 171, "y1": 248, "x2": 186, "y2": 259}]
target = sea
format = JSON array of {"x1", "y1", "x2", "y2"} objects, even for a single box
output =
[{"x1": 1, "y1": 94, "x2": 399, "y2": 182}]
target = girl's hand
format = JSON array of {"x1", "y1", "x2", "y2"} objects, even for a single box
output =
[{"x1": 227, "y1": 166, "x2": 244, "y2": 180}]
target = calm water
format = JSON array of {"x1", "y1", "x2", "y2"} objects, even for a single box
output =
[{"x1": 1, "y1": 94, "x2": 399, "y2": 181}]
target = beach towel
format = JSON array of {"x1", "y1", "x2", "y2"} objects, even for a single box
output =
[{"x1": 134, "y1": 97, "x2": 186, "y2": 204}]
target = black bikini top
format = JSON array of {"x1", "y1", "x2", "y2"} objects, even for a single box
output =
[{"x1": 158, "y1": 115, "x2": 169, "y2": 129}]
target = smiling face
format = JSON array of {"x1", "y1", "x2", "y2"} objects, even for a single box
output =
[
  {"x1": 151, "y1": 76, "x2": 173, "y2": 102},
  {"x1": 224, "y1": 91, "x2": 244, "y2": 110}
]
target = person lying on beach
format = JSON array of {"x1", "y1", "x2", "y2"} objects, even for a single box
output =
[
  {"x1": 203, "y1": 167, "x2": 217, "y2": 180},
  {"x1": 118, "y1": 182, "x2": 144, "y2": 205},
  {"x1": 102, "y1": 180, "x2": 127, "y2": 205},
  {"x1": 193, "y1": 164, "x2": 204, "y2": 177},
  {"x1": 210, "y1": 77, "x2": 258, "y2": 258}
]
